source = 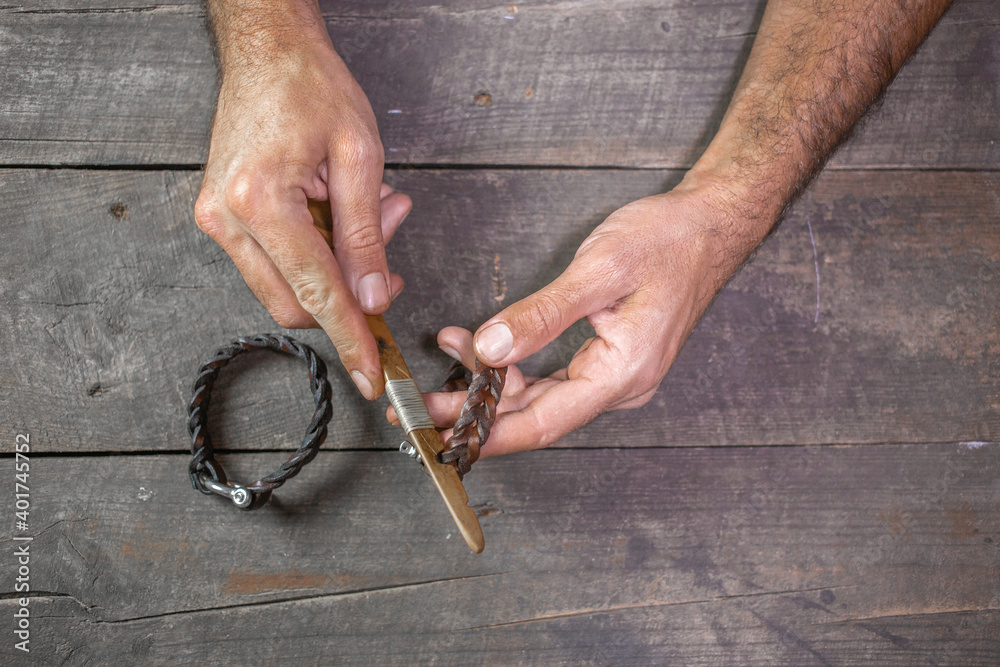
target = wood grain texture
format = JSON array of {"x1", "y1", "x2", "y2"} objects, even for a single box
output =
[
  {"x1": 0, "y1": 168, "x2": 997, "y2": 452},
  {"x1": 0, "y1": 2, "x2": 216, "y2": 166},
  {"x1": 1, "y1": 444, "x2": 997, "y2": 664},
  {"x1": 0, "y1": 0, "x2": 996, "y2": 168},
  {"x1": 3, "y1": 1, "x2": 995, "y2": 662}
]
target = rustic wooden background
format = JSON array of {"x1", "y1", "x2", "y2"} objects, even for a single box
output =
[{"x1": 1, "y1": 0, "x2": 998, "y2": 664}]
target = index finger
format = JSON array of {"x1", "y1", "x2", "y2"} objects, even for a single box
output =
[
  {"x1": 248, "y1": 191, "x2": 383, "y2": 398},
  {"x1": 478, "y1": 374, "x2": 611, "y2": 457}
]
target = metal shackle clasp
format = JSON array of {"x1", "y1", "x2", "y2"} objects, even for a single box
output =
[{"x1": 198, "y1": 475, "x2": 255, "y2": 509}]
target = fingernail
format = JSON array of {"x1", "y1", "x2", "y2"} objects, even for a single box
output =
[
  {"x1": 351, "y1": 370, "x2": 374, "y2": 399},
  {"x1": 439, "y1": 345, "x2": 462, "y2": 362},
  {"x1": 359, "y1": 272, "x2": 388, "y2": 311},
  {"x1": 476, "y1": 322, "x2": 513, "y2": 364}
]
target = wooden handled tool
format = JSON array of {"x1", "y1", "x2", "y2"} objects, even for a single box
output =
[
  {"x1": 366, "y1": 314, "x2": 485, "y2": 553},
  {"x1": 309, "y1": 199, "x2": 485, "y2": 553}
]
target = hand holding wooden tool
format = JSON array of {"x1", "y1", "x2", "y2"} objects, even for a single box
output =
[{"x1": 310, "y1": 199, "x2": 485, "y2": 553}]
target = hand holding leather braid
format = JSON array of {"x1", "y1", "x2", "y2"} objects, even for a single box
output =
[{"x1": 438, "y1": 361, "x2": 507, "y2": 478}]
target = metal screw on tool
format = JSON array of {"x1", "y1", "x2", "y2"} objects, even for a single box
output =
[{"x1": 399, "y1": 441, "x2": 420, "y2": 461}]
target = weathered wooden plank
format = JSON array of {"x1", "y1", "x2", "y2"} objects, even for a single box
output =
[
  {"x1": 0, "y1": 2, "x2": 216, "y2": 166},
  {"x1": 1, "y1": 168, "x2": 997, "y2": 452},
  {"x1": 0, "y1": 0, "x2": 996, "y2": 168},
  {"x1": 2, "y1": 444, "x2": 998, "y2": 663}
]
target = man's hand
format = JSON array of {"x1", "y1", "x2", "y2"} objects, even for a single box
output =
[
  {"x1": 403, "y1": 0, "x2": 952, "y2": 456},
  {"x1": 412, "y1": 185, "x2": 738, "y2": 456},
  {"x1": 195, "y1": 0, "x2": 408, "y2": 399}
]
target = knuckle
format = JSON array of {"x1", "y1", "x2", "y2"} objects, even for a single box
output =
[
  {"x1": 193, "y1": 190, "x2": 224, "y2": 236},
  {"x1": 334, "y1": 126, "x2": 384, "y2": 171},
  {"x1": 330, "y1": 328, "x2": 368, "y2": 370},
  {"x1": 639, "y1": 372, "x2": 662, "y2": 397},
  {"x1": 536, "y1": 430, "x2": 559, "y2": 449},
  {"x1": 518, "y1": 293, "x2": 564, "y2": 341},
  {"x1": 244, "y1": 278, "x2": 314, "y2": 330},
  {"x1": 616, "y1": 199, "x2": 647, "y2": 217},
  {"x1": 341, "y1": 220, "x2": 384, "y2": 255},
  {"x1": 524, "y1": 410, "x2": 556, "y2": 449},
  {"x1": 223, "y1": 170, "x2": 265, "y2": 223},
  {"x1": 293, "y1": 279, "x2": 335, "y2": 321},
  {"x1": 613, "y1": 361, "x2": 663, "y2": 408},
  {"x1": 618, "y1": 385, "x2": 658, "y2": 411},
  {"x1": 270, "y1": 307, "x2": 313, "y2": 330}
]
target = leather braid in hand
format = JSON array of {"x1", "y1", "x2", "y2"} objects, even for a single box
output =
[
  {"x1": 438, "y1": 361, "x2": 507, "y2": 478},
  {"x1": 187, "y1": 334, "x2": 332, "y2": 509}
]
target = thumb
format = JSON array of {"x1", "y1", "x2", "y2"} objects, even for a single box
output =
[{"x1": 474, "y1": 254, "x2": 623, "y2": 366}]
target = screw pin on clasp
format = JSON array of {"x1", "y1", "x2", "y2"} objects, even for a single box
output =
[
  {"x1": 400, "y1": 440, "x2": 420, "y2": 461},
  {"x1": 199, "y1": 475, "x2": 254, "y2": 509}
]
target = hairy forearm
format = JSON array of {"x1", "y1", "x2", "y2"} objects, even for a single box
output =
[
  {"x1": 203, "y1": 0, "x2": 329, "y2": 73},
  {"x1": 685, "y1": 0, "x2": 952, "y2": 263}
]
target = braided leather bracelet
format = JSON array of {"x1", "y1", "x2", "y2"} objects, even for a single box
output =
[
  {"x1": 187, "y1": 334, "x2": 333, "y2": 509},
  {"x1": 187, "y1": 334, "x2": 504, "y2": 508}
]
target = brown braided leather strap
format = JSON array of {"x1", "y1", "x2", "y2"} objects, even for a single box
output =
[
  {"x1": 187, "y1": 334, "x2": 332, "y2": 510},
  {"x1": 438, "y1": 361, "x2": 507, "y2": 478}
]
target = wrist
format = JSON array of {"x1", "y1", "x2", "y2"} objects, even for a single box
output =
[
  {"x1": 208, "y1": 0, "x2": 333, "y2": 74},
  {"x1": 669, "y1": 164, "x2": 780, "y2": 290},
  {"x1": 678, "y1": 152, "x2": 783, "y2": 244}
]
